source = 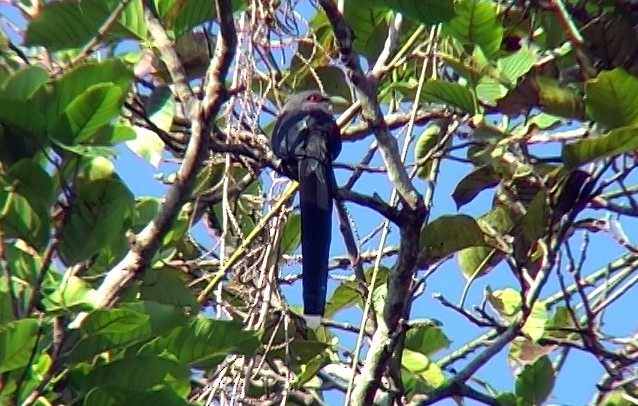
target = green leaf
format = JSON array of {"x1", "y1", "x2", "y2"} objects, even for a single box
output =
[
  {"x1": 25, "y1": 0, "x2": 146, "y2": 51},
  {"x1": 280, "y1": 213, "x2": 302, "y2": 256},
  {"x1": 6, "y1": 159, "x2": 54, "y2": 210},
  {"x1": 58, "y1": 177, "x2": 134, "y2": 264},
  {"x1": 452, "y1": 166, "x2": 500, "y2": 209},
  {"x1": 476, "y1": 47, "x2": 536, "y2": 103},
  {"x1": 155, "y1": 0, "x2": 247, "y2": 37},
  {"x1": 0, "y1": 161, "x2": 52, "y2": 249},
  {"x1": 498, "y1": 46, "x2": 537, "y2": 84},
  {"x1": 324, "y1": 267, "x2": 389, "y2": 317},
  {"x1": 324, "y1": 282, "x2": 362, "y2": 318},
  {"x1": 85, "y1": 386, "x2": 191, "y2": 406},
  {"x1": 0, "y1": 66, "x2": 49, "y2": 101},
  {"x1": 138, "y1": 317, "x2": 260, "y2": 367},
  {"x1": 0, "y1": 318, "x2": 40, "y2": 373},
  {"x1": 520, "y1": 191, "x2": 550, "y2": 243},
  {"x1": 515, "y1": 355, "x2": 554, "y2": 405},
  {"x1": 295, "y1": 66, "x2": 351, "y2": 104},
  {"x1": 146, "y1": 86, "x2": 175, "y2": 133},
  {"x1": 486, "y1": 288, "x2": 548, "y2": 341},
  {"x1": 70, "y1": 301, "x2": 188, "y2": 362},
  {"x1": 140, "y1": 268, "x2": 200, "y2": 311},
  {"x1": 401, "y1": 349, "x2": 445, "y2": 388},
  {"x1": 418, "y1": 215, "x2": 485, "y2": 267},
  {"x1": 42, "y1": 275, "x2": 100, "y2": 313},
  {"x1": 458, "y1": 206, "x2": 512, "y2": 278},
  {"x1": 32, "y1": 59, "x2": 133, "y2": 137},
  {"x1": 0, "y1": 98, "x2": 47, "y2": 165},
  {"x1": 445, "y1": 0, "x2": 504, "y2": 57},
  {"x1": 422, "y1": 80, "x2": 477, "y2": 114},
  {"x1": 486, "y1": 287, "x2": 520, "y2": 317},
  {"x1": 414, "y1": 123, "x2": 443, "y2": 178},
  {"x1": 366, "y1": 0, "x2": 455, "y2": 25},
  {"x1": 535, "y1": 76, "x2": 584, "y2": 119},
  {"x1": 58, "y1": 83, "x2": 124, "y2": 144},
  {"x1": 127, "y1": 126, "x2": 166, "y2": 168},
  {"x1": 345, "y1": 1, "x2": 390, "y2": 63},
  {"x1": 83, "y1": 355, "x2": 189, "y2": 392},
  {"x1": 562, "y1": 125, "x2": 638, "y2": 167},
  {"x1": 585, "y1": 69, "x2": 638, "y2": 129},
  {"x1": 404, "y1": 321, "x2": 450, "y2": 356}
]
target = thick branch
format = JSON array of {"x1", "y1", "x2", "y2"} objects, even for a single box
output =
[
  {"x1": 350, "y1": 209, "x2": 424, "y2": 404},
  {"x1": 318, "y1": 0, "x2": 422, "y2": 211},
  {"x1": 94, "y1": 0, "x2": 236, "y2": 308}
]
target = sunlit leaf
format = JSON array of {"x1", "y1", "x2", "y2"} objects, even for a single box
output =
[
  {"x1": 515, "y1": 355, "x2": 554, "y2": 405},
  {"x1": 0, "y1": 66, "x2": 49, "y2": 101},
  {"x1": 25, "y1": 0, "x2": 146, "y2": 51},
  {"x1": 562, "y1": 125, "x2": 638, "y2": 167},
  {"x1": 414, "y1": 123, "x2": 443, "y2": 178},
  {"x1": 365, "y1": 0, "x2": 454, "y2": 25},
  {"x1": 444, "y1": 0, "x2": 503, "y2": 57},
  {"x1": 58, "y1": 177, "x2": 134, "y2": 264},
  {"x1": 0, "y1": 318, "x2": 40, "y2": 373},
  {"x1": 128, "y1": 126, "x2": 165, "y2": 168},
  {"x1": 422, "y1": 80, "x2": 477, "y2": 114},
  {"x1": 418, "y1": 215, "x2": 485, "y2": 267},
  {"x1": 585, "y1": 69, "x2": 638, "y2": 129}
]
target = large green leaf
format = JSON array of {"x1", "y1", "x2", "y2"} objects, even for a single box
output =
[
  {"x1": 32, "y1": 60, "x2": 133, "y2": 138},
  {"x1": 58, "y1": 177, "x2": 134, "y2": 264},
  {"x1": 280, "y1": 213, "x2": 302, "y2": 256},
  {"x1": 154, "y1": 0, "x2": 247, "y2": 37},
  {"x1": 0, "y1": 318, "x2": 40, "y2": 373},
  {"x1": 25, "y1": 0, "x2": 146, "y2": 51},
  {"x1": 127, "y1": 126, "x2": 166, "y2": 168},
  {"x1": 585, "y1": 69, "x2": 638, "y2": 129},
  {"x1": 486, "y1": 288, "x2": 548, "y2": 341},
  {"x1": 83, "y1": 355, "x2": 190, "y2": 392},
  {"x1": 0, "y1": 160, "x2": 52, "y2": 249},
  {"x1": 458, "y1": 206, "x2": 513, "y2": 279},
  {"x1": 444, "y1": 0, "x2": 503, "y2": 57},
  {"x1": 58, "y1": 83, "x2": 124, "y2": 144},
  {"x1": 562, "y1": 125, "x2": 638, "y2": 167},
  {"x1": 421, "y1": 80, "x2": 477, "y2": 114},
  {"x1": 0, "y1": 98, "x2": 47, "y2": 165},
  {"x1": 345, "y1": 1, "x2": 390, "y2": 63},
  {"x1": 85, "y1": 386, "x2": 191, "y2": 406},
  {"x1": 42, "y1": 276, "x2": 100, "y2": 313},
  {"x1": 451, "y1": 165, "x2": 499, "y2": 208},
  {"x1": 366, "y1": 0, "x2": 455, "y2": 25},
  {"x1": 138, "y1": 317, "x2": 260, "y2": 367},
  {"x1": 69, "y1": 301, "x2": 188, "y2": 362},
  {"x1": 404, "y1": 321, "x2": 450, "y2": 356},
  {"x1": 515, "y1": 355, "x2": 554, "y2": 405},
  {"x1": 401, "y1": 349, "x2": 445, "y2": 389},
  {"x1": 414, "y1": 123, "x2": 443, "y2": 178},
  {"x1": 476, "y1": 46, "x2": 536, "y2": 103},
  {"x1": 140, "y1": 268, "x2": 200, "y2": 311},
  {"x1": 417, "y1": 215, "x2": 485, "y2": 267},
  {"x1": 0, "y1": 66, "x2": 49, "y2": 101}
]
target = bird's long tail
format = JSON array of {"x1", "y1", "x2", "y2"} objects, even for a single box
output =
[{"x1": 298, "y1": 153, "x2": 333, "y2": 316}]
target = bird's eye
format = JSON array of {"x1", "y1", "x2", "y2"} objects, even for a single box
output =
[{"x1": 306, "y1": 94, "x2": 323, "y2": 103}]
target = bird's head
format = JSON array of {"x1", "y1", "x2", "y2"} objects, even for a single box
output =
[{"x1": 281, "y1": 90, "x2": 333, "y2": 115}]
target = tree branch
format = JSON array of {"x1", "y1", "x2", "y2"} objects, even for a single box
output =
[
  {"x1": 318, "y1": 0, "x2": 422, "y2": 211},
  {"x1": 93, "y1": 0, "x2": 236, "y2": 308}
]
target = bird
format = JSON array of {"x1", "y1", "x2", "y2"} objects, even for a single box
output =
[{"x1": 270, "y1": 90, "x2": 342, "y2": 322}]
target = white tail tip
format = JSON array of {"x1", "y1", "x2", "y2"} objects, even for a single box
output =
[{"x1": 305, "y1": 315, "x2": 322, "y2": 329}]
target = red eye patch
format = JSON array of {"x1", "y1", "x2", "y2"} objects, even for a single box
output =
[{"x1": 306, "y1": 94, "x2": 324, "y2": 103}]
